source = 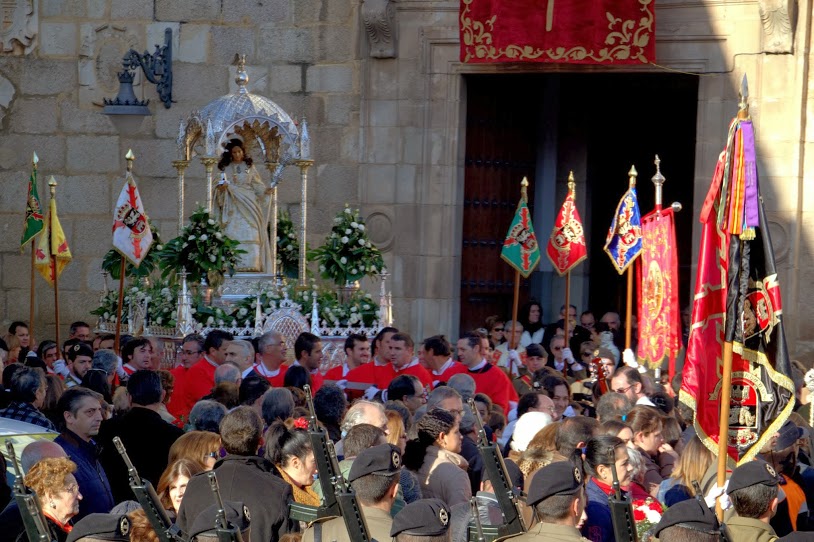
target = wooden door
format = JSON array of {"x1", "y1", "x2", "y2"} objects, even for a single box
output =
[{"x1": 460, "y1": 76, "x2": 539, "y2": 334}]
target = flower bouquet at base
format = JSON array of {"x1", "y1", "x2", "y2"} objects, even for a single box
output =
[
  {"x1": 632, "y1": 497, "x2": 663, "y2": 542},
  {"x1": 310, "y1": 205, "x2": 385, "y2": 287},
  {"x1": 157, "y1": 207, "x2": 245, "y2": 289},
  {"x1": 276, "y1": 209, "x2": 303, "y2": 279}
]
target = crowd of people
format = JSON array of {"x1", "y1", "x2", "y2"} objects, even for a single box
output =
[{"x1": 0, "y1": 300, "x2": 811, "y2": 542}]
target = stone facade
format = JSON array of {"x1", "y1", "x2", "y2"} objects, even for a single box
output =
[{"x1": 0, "y1": 0, "x2": 813, "y2": 361}]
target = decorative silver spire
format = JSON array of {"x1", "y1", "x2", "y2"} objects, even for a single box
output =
[{"x1": 299, "y1": 116, "x2": 311, "y2": 160}]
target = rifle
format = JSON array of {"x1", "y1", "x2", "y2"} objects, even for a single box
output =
[
  {"x1": 467, "y1": 496, "x2": 487, "y2": 542},
  {"x1": 5, "y1": 441, "x2": 56, "y2": 542},
  {"x1": 207, "y1": 471, "x2": 244, "y2": 542},
  {"x1": 289, "y1": 385, "x2": 373, "y2": 542},
  {"x1": 608, "y1": 446, "x2": 638, "y2": 542},
  {"x1": 467, "y1": 398, "x2": 526, "y2": 542},
  {"x1": 112, "y1": 437, "x2": 186, "y2": 542}
]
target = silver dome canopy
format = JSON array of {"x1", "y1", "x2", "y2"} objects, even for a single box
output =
[{"x1": 178, "y1": 55, "x2": 304, "y2": 183}]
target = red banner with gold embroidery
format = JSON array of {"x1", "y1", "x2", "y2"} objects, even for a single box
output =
[
  {"x1": 460, "y1": 0, "x2": 655, "y2": 64},
  {"x1": 636, "y1": 209, "x2": 680, "y2": 371}
]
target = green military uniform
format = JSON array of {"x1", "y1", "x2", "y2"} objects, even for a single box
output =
[
  {"x1": 302, "y1": 506, "x2": 393, "y2": 542},
  {"x1": 506, "y1": 522, "x2": 589, "y2": 542},
  {"x1": 724, "y1": 515, "x2": 779, "y2": 542}
]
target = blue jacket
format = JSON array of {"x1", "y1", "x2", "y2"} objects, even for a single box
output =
[
  {"x1": 581, "y1": 478, "x2": 617, "y2": 542},
  {"x1": 54, "y1": 430, "x2": 114, "y2": 520}
]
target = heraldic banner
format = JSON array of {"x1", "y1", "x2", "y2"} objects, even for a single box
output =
[
  {"x1": 460, "y1": 0, "x2": 655, "y2": 64},
  {"x1": 680, "y1": 117, "x2": 794, "y2": 465},
  {"x1": 636, "y1": 209, "x2": 680, "y2": 371}
]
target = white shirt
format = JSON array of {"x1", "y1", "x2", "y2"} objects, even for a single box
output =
[
  {"x1": 636, "y1": 395, "x2": 656, "y2": 407},
  {"x1": 394, "y1": 358, "x2": 420, "y2": 373},
  {"x1": 244, "y1": 363, "x2": 281, "y2": 379},
  {"x1": 469, "y1": 359, "x2": 488, "y2": 372},
  {"x1": 432, "y1": 358, "x2": 455, "y2": 376}
]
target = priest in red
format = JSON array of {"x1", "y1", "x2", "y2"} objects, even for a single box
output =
[
  {"x1": 457, "y1": 332, "x2": 517, "y2": 414},
  {"x1": 345, "y1": 327, "x2": 398, "y2": 394},
  {"x1": 323, "y1": 333, "x2": 371, "y2": 382},
  {"x1": 389, "y1": 332, "x2": 433, "y2": 390},
  {"x1": 169, "y1": 330, "x2": 233, "y2": 419},
  {"x1": 292, "y1": 331, "x2": 325, "y2": 393},
  {"x1": 243, "y1": 330, "x2": 289, "y2": 387},
  {"x1": 422, "y1": 335, "x2": 467, "y2": 387},
  {"x1": 121, "y1": 337, "x2": 153, "y2": 377},
  {"x1": 167, "y1": 333, "x2": 204, "y2": 418}
]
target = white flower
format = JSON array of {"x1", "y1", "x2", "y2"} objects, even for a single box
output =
[
  {"x1": 238, "y1": 307, "x2": 248, "y2": 317},
  {"x1": 156, "y1": 317, "x2": 163, "y2": 325},
  {"x1": 319, "y1": 265, "x2": 326, "y2": 272},
  {"x1": 365, "y1": 241, "x2": 371, "y2": 248},
  {"x1": 190, "y1": 308, "x2": 197, "y2": 314},
  {"x1": 103, "y1": 312, "x2": 110, "y2": 319},
  {"x1": 351, "y1": 268, "x2": 358, "y2": 274},
  {"x1": 200, "y1": 234, "x2": 208, "y2": 241},
  {"x1": 340, "y1": 257, "x2": 347, "y2": 264},
  {"x1": 351, "y1": 222, "x2": 358, "y2": 228},
  {"x1": 286, "y1": 245, "x2": 294, "y2": 251},
  {"x1": 358, "y1": 239, "x2": 365, "y2": 246},
  {"x1": 358, "y1": 224, "x2": 365, "y2": 231},
  {"x1": 209, "y1": 255, "x2": 216, "y2": 262},
  {"x1": 206, "y1": 316, "x2": 214, "y2": 325},
  {"x1": 341, "y1": 236, "x2": 349, "y2": 244},
  {"x1": 155, "y1": 244, "x2": 163, "y2": 250},
  {"x1": 208, "y1": 219, "x2": 215, "y2": 225},
  {"x1": 215, "y1": 232, "x2": 223, "y2": 240},
  {"x1": 189, "y1": 235, "x2": 196, "y2": 241},
  {"x1": 344, "y1": 208, "x2": 352, "y2": 214},
  {"x1": 334, "y1": 217, "x2": 343, "y2": 224},
  {"x1": 370, "y1": 266, "x2": 377, "y2": 272},
  {"x1": 363, "y1": 304, "x2": 371, "y2": 310},
  {"x1": 345, "y1": 229, "x2": 352, "y2": 235},
  {"x1": 288, "y1": 232, "x2": 295, "y2": 238},
  {"x1": 350, "y1": 306, "x2": 358, "y2": 312}
]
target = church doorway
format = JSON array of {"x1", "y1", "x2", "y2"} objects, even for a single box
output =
[{"x1": 459, "y1": 72, "x2": 698, "y2": 336}]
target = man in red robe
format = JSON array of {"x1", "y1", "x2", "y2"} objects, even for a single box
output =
[
  {"x1": 345, "y1": 327, "x2": 398, "y2": 396},
  {"x1": 243, "y1": 330, "x2": 289, "y2": 387},
  {"x1": 389, "y1": 332, "x2": 433, "y2": 390},
  {"x1": 170, "y1": 330, "x2": 233, "y2": 419},
  {"x1": 457, "y1": 332, "x2": 517, "y2": 414},
  {"x1": 422, "y1": 335, "x2": 467, "y2": 387},
  {"x1": 292, "y1": 332, "x2": 324, "y2": 393},
  {"x1": 324, "y1": 333, "x2": 371, "y2": 382}
]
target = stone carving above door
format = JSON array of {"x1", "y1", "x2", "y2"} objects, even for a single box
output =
[
  {"x1": 758, "y1": 0, "x2": 796, "y2": 54},
  {"x1": 361, "y1": 0, "x2": 397, "y2": 58}
]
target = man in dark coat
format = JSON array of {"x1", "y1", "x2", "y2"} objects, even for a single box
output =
[
  {"x1": 54, "y1": 387, "x2": 114, "y2": 519},
  {"x1": 97, "y1": 370, "x2": 184, "y2": 503},
  {"x1": 177, "y1": 406, "x2": 296, "y2": 542}
]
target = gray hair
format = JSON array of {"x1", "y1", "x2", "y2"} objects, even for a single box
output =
[
  {"x1": 427, "y1": 386, "x2": 462, "y2": 411},
  {"x1": 91, "y1": 349, "x2": 119, "y2": 375},
  {"x1": 595, "y1": 392, "x2": 633, "y2": 423},
  {"x1": 261, "y1": 388, "x2": 295, "y2": 426},
  {"x1": 214, "y1": 363, "x2": 241, "y2": 385},
  {"x1": 626, "y1": 447, "x2": 647, "y2": 483},
  {"x1": 188, "y1": 400, "x2": 228, "y2": 433},
  {"x1": 447, "y1": 374, "x2": 476, "y2": 401},
  {"x1": 459, "y1": 404, "x2": 477, "y2": 434},
  {"x1": 229, "y1": 340, "x2": 255, "y2": 361},
  {"x1": 20, "y1": 441, "x2": 66, "y2": 473},
  {"x1": 257, "y1": 331, "x2": 284, "y2": 352},
  {"x1": 341, "y1": 400, "x2": 385, "y2": 434}
]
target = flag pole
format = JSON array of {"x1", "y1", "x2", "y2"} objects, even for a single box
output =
[
  {"x1": 29, "y1": 152, "x2": 39, "y2": 341},
  {"x1": 562, "y1": 172, "x2": 576, "y2": 379},
  {"x1": 114, "y1": 150, "x2": 136, "y2": 353},
  {"x1": 624, "y1": 166, "x2": 638, "y2": 350},
  {"x1": 715, "y1": 85, "x2": 751, "y2": 521},
  {"x1": 48, "y1": 176, "x2": 61, "y2": 349}
]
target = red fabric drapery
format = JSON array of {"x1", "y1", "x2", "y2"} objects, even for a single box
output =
[{"x1": 460, "y1": 0, "x2": 655, "y2": 64}]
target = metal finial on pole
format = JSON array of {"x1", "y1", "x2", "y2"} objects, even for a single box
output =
[
  {"x1": 567, "y1": 171, "x2": 575, "y2": 193},
  {"x1": 520, "y1": 176, "x2": 529, "y2": 202},
  {"x1": 738, "y1": 74, "x2": 749, "y2": 118},
  {"x1": 652, "y1": 155, "x2": 665, "y2": 211},
  {"x1": 628, "y1": 165, "x2": 638, "y2": 188},
  {"x1": 125, "y1": 149, "x2": 135, "y2": 172}
]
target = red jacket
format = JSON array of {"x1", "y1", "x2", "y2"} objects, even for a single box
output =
[
  {"x1": 168, "y1": 358, "x2": 217, "y2": 419},
  {"x1": 467, "y1": 362, "x2": 518, "y2": 414}
]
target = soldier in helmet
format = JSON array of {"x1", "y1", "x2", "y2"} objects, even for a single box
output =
[
  {"x1": 505, "y1": 461, "x2": 589, "y2": 542},
  {"x1": 724, "y1": 459, "x2": 782, "y2": 542},
  {"x1": 302, "y1": 443, "x2": 401, "y2": 542}
]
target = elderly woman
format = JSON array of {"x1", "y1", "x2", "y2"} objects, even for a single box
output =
[
  {"x1": 214, "y1": 138, "x2": 272, "y2": 273},
  {"x1": 404, "y1": 408, "x2": 471, "y2": 507},
  {"x1": 23, "y1": 457, "x2": 82, "y2": 541},
  {"x1": 156, "y1": 458, "x2": 203, "y2": 518}
]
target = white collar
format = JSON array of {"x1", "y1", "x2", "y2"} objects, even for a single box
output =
[
  {"x1": 394, "y1": 359, "x2": 419, "y2": 373},
  {"x1": 254, "y1": 363, "x2": 281, "y2": 378},
  {"x1": 433, "y1": 358, "x2": 454, "y2": 376},
  {"x1": 469, "y1": 359, "x2": 488, "y2": 372}
]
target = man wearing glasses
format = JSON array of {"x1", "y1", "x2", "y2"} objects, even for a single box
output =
[
  {"x1": 244, "y1": 330, "x2": 289, "y2": 387},
  {"x1": 610, "y1": 365, "x2": 655, "y2": 406},
  {"x1": 546, "y1": 335, "x2": 587, "y2": 382}
]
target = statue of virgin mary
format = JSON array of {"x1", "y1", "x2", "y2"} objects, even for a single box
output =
[{"x1": 213, "y1": 138, "x2": 273, "y2": 273}]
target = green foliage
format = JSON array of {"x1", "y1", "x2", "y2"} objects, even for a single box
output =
[
  {"x1": 157, "y1": 207, "x2": 245, "y2": 288},
  {"x1": 310, "y1": 205, "x2": 385, "y2": 286},
  {"x1": 276, "y1": 209, "x2": 302, "y2": 279}
]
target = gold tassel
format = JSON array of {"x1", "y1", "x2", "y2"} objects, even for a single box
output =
[{"x1": 740, "y1": 228, "x2": 756, "y2": 241}]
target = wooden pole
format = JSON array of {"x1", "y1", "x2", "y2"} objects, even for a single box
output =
[
  {"x1": 114, "y1": 256, "x2": 126, "y2": 353},
  {"x1": 715, "y1": 340, "x2": 734, "y2": 520},
  {"x1": 53, "y1": 255, "x2": 60, "y2": 349},
  {"x1": 509, "y1": 270, "x2": 520, "y2": 374},
  {"x1": 563, "y1": 271, "x2": 571, "y2": 378},
  {"x1": 29, "y1": 247, "x2": 36, "y2": 341},
  {"x1": 625, "y1": 264, "x2": 634, "y2": 350}
]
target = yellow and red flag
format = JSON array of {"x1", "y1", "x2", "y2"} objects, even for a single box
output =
[
  {"x1": 34, "y1": 191, "x2": 71, "y2": 286},
  {"x1": 546, "y1": 175, "x2": 587, "y2": 276}
]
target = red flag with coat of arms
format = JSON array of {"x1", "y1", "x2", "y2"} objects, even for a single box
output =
[
  {"x1": 113, "y1": 173, "x2": 153, "y2": 266},
  {"x1": 546, "y1": 174, "x2": 587, "y2": 275}
]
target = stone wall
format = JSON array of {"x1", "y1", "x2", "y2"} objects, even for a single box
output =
[{"x1": 1, "y1": 0, "x2": 814, "y2": 362}]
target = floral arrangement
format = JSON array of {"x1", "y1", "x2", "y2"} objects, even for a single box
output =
[
  {"x1": 157, "y1": 207, "x2": 244, "y2": 288},
  {"x1": 319, "y1": 289, "x2": 379, "y2": 327},
  {"x1": 310, "y1": 205, "x2": 385, "y2": 286},
  {"x1": 632, "y1": 497, "x2": 663, "y2": 541},
  {"x1": 276, "y1": 210, "x2": 301, "y2": 278},
  {"x1": 90, "y1": 282, "x2": 178, "y2": 328}
]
